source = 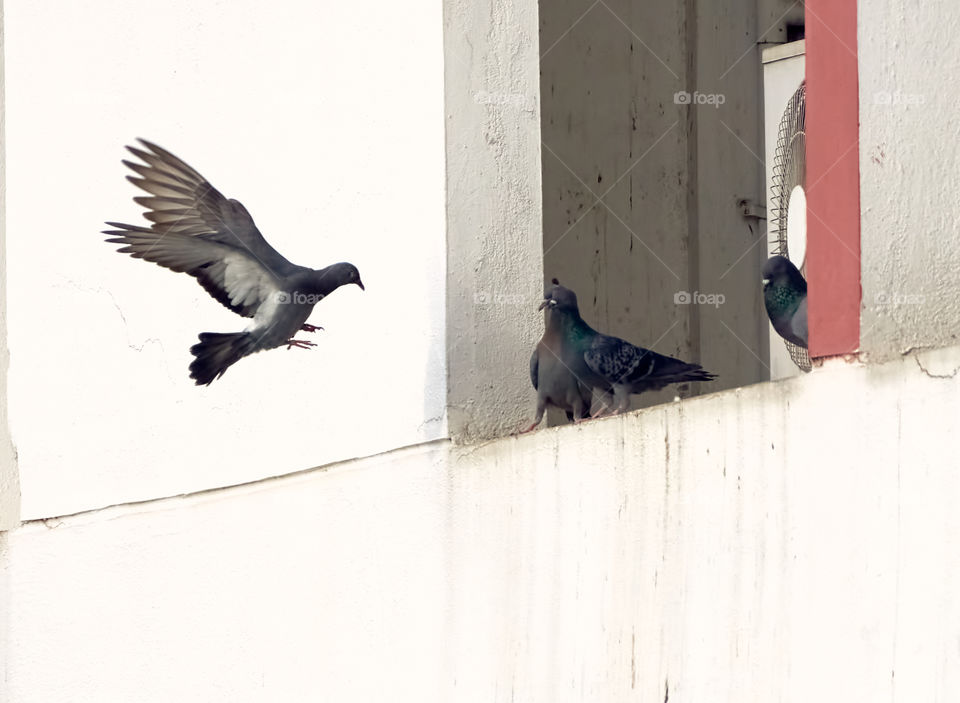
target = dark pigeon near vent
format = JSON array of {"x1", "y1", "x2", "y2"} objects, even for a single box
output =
[
  {"x1": 762, "y1": 255, "x2": 808, "y2": 349},
  {"x1": 104, "y1": 139, "x2": 363, "y2": 385},
  {"x1": 531, "y1": 280, "x2": 716, "y2": 418}
]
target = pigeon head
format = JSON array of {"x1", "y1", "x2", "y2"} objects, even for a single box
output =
[
  {"x1": 762, "y1": 255, "x2": 805, "y2": 293},
  {"x1": 318, "y1": 262, "x2": 365, "y2": 292},
  {"x1": 538, "y1": 278, "x2": 580, "y2": 313}
]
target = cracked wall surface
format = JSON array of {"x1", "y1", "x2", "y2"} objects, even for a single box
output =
[
  {"x1": 1, "y1": 347, "x2": 958, "y2": 701},
  {"x1": 3, "y1": 1, "x2": 447, "y2": 519},
  {"x1": 858, "y1": 0, "x2": 960, "y2": 359}
]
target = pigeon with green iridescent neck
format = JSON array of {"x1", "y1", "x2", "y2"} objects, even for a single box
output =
[
  {"x1": 762, "y1": 255, "x2": 807, "y2": 348},
  {"x1": 530, "y1": 280, "x2": 716, "y2": 417},
  {"x1": 522, "y1": 279, "x2": 597, "y2": 432}
]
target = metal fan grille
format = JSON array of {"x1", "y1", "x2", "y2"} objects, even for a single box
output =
[{"x1": 770, "y1": 81, "x2": 810, "y2": 373}]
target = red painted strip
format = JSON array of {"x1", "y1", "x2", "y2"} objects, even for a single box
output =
[{"x1": 806, "y1": 0, "x2": 861, "y2": 355}]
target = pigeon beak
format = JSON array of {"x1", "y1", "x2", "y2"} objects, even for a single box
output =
[
  {"x1": 538, "y1": 299, "x2": 550, "y2": 311},
  {"x1": 761, "y1": 277, "x2": 770, "y2": 286},
  {"x1": 356, "y1": 279, "x2": 365, "y2": 291}
]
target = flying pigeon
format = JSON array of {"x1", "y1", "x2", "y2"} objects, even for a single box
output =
[
  {"x1": 762, "y1": 255, "x2": 807, "y2": 348},
  {"x1": 522, "y1": 279, "x2": 597, "y2": 433},
  {"x1": 534, "y1": 280, "x2": 716, "y2": 416},
  {"x1": 104, "y1": 139, "x2": 364, "y2": 385}
]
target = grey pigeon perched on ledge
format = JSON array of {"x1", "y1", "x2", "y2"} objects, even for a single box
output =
[
  {"x1": 762, "y1": 255, "x2": 807, "y2": 349},
  {"x1": 104, "y1": 139, "x2": 364, "y2": 385},
  {"x1": 522, "y1": 279, "x2": 597, "y2": 433},
  {"x1": 534, "y1": 280, "x2": 716, "y2": 416}
]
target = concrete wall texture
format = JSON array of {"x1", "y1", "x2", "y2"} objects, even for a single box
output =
[
  {"x1": 858, "y1": 0, "x2": 960, "y2": 359},
  {"x1": 443, "y1": 0, "x2": 544, "y2": 441},
  {"x1": 2, "y1": 348, "x2": 959, "y2": 701},
  {"x1": 3, "y1": 0, "x2": 960, "y2": 701}
]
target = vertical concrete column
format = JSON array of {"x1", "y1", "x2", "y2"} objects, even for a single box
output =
[
  {"x1": 858, "y1": 0, "x2": 960, "y2": 359},
  {"x1": 442, "y1": 0, "x2": 544, "y2": 440},
  {"x1": 0, "y1": 2, "x2": 21, "y2": 530}
]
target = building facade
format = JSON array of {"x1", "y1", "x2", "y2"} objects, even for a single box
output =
[{"x1": 1, "y1": 0, "x2": 958, "y2": 700}]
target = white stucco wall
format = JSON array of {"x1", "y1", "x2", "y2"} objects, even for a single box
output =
[
  {"x1": 2, "y1": 346, "x2": 959, "y2": 701},
  {"x1": 0, "y1": 0, "x2": 19, "y2": 530},
  {"x1": 858, "y1": 0, "x2": 960, "y2": 359},
  {"x1": 5, "y1": 2, "x2": 960, "y2": 700},
  {"x1": 3, "y1": 1, "x2": 447, "y2": 519}
]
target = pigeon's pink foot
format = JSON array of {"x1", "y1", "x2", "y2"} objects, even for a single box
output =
[
  {"x1": 518, "y1": 422, "x2": 540, "y2": 434},
  {"x1": 285, "y1": 339, "x2": 317, "y2": 350},
  {"x1": 300, "y1": 324, "x2": 324, "y2": 333}
]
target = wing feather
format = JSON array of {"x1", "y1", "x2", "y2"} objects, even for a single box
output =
[
  {"x1": 584, "y1": 334, "x2": 715, "y2": 389},
  {"x1": 114, "y1": 139, "x2": 298, "y2": 278},
  {"x1": 103, "y1": 224, "x2": 279, "y2": 318}
]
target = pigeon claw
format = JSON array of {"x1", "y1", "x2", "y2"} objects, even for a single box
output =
[
  {"x1": 285, "y1": 339, "x2": 317, "y2": 350},
  {"x1": 300, "y1": 324, "x2": 324, "y2": 333}
]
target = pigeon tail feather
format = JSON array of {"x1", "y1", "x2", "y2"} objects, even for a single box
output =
[
  {"x1": 189, "y1": 332, "x2": 258, "y2": 386},
  {"x1": 649, "y1": 361, "x2": 716, "y2": 384},
  {"x1": 668, "y1": 367, "x2": 716, "y2": 386}
]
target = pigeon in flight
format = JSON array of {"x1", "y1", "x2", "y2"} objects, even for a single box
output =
[
  {"x1": 522, "y1": 279, "x2": 597, "y2": 432},
  {"x1": 762, "y1": 255, "x2": 807, "y2": 348},
  {"x1": 535, "y1": 280, "x2": 716, "y2": 416},
  {"x1": 104, "y1": 139, "x2": 363, "y2": 385}
]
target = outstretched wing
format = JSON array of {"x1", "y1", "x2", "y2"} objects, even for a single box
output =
[
  {"x1": 119, "y1": 139, "x2": 298, "y2": 277},
  {"x1": 584, "y1": 334, "x2": 715, "y2": 389},
  {"x1": 103, "y1": 224, "x2": 281, "y2": 318}
]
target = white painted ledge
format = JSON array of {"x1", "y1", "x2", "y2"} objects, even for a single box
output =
[{"x1": 2, "y1": 346, "x2": 959, "y2": 701}]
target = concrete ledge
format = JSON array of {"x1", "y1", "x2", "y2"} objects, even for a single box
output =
[{"x1": 2, "y1": 347, "x2": 959, "y2": 700}]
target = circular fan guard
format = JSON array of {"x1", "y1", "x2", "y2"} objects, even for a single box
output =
[{"x1": 770, "y1": 81, "x2": 811, "y2": 373}]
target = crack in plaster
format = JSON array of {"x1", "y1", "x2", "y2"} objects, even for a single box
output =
[{"x1": 914, "y1": 355, "x2": 960, "y2": 380}]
